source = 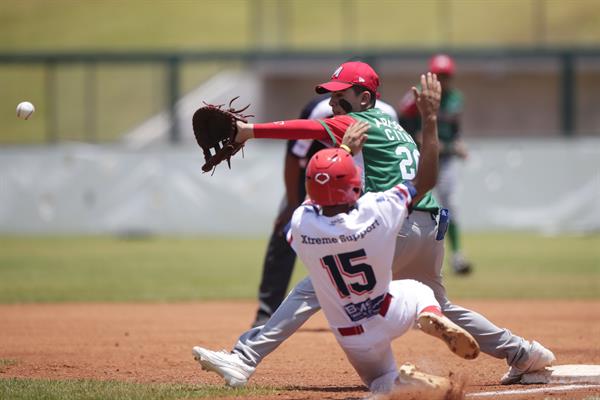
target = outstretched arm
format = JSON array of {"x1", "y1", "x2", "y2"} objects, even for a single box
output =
[
  {"x1": 235, "y1": 115, "x2": 357, "y2": 145},
  {"x1": 410, "y1": 72, "x2": 441, "y2": 205},
  {"x1": 236, "y1": 120, "x2": 328, "y2": 142}
]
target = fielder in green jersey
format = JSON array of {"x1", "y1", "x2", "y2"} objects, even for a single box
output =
[{"x1": 348, "y1": 108, "x2": 440, "y2": 212}]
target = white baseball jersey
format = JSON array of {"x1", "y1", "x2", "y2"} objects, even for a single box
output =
[{"x1": 288, "y1": 184, "x2": 412, "y2": 329}]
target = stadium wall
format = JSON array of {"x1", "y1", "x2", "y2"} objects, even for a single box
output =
[{"x1": 1, "y1": 138, "x2": 598, "y2": 235}]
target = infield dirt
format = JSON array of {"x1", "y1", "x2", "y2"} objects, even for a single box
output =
[{"x1": 1, "y1": 300, "x2": 599, "y2": 399}]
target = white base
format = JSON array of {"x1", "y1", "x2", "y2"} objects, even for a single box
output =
[{"x1": 521, "y1": 364, "x2": 600, "y2": 384}]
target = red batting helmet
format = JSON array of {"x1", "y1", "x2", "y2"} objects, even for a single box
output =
[
  {"x1": 429, "y1": 54, "x2": 455, "y2": 75},
  {"x1": 306, "y1": 148, "x2": 362, "y2": 206}
]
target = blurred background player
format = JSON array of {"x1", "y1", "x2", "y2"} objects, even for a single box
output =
[
  {"x1": 252, "y1": 93, "x2": 398, "y2": 327},
  {"x1": 398, "y1": 54, "x2": 473, "y2": 275}
]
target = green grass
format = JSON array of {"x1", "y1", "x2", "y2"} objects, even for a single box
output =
[
  {"x1": 443, "y1": 232, "x2": 600, "y2": 299},
  {"x1": 0, "y1": 378, "x2": 279, "y2": 400},
  {"x1": 0, "y1": 233, "x2": 598, "y2": 303},
  {"x1": 0, "y1": 236, "x2": 272, "y2": 302}
]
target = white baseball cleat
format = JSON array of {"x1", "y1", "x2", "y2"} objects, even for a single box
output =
[
  {"x1": 500, "y1": 341, "x2": 556, "y2": 385},
  {"x1": 417, "y1": 312, "x2": 480, "y2": 360},
  {"x1": 192, "y1": 346, "x2": 255, "y2": 388}
]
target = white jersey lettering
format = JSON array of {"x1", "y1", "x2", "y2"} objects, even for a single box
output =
[
  {"x1": 289, "y1": 186, "x2": 412, "y2": 327},
  {"x1": 301, "y1": 235, "x2": 339, "y2": 245},
  {"x1": 376, "y1": 118, "x2": 414, "y2": 143}
]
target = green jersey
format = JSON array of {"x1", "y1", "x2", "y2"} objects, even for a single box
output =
[{"x1": 349, "y1": 108, "x2": 439, "y2": 212}]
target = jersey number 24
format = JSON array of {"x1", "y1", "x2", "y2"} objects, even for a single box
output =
[{"x1": 320, "y1": 249, "x2": 376, "y2": 298}]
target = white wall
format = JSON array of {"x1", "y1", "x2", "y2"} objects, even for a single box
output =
[
  {"x1": 1, "y1": 137, "x2": 598, "y2": 235},
  {"x1": 456, "y1": 137, "x2": 600, "y2": 233}
]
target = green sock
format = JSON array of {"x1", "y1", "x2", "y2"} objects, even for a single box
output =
[{"x1": 447, "y1": 221, "x2": 461, "y2": 253}]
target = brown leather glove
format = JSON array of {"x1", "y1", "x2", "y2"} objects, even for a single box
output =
[{"x1": 192, "y1": 97, "x2": 253, "y2": 173}]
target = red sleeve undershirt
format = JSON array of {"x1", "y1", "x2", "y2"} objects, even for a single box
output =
[{"x1": 253, "y1": 115, "x2": 356, "y2": 146}]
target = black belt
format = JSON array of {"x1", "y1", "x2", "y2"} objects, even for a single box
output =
[{"x1": 337, "y1": 293, "x2": 393, "y2": 337}]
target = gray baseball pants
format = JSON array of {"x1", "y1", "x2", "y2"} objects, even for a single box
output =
[
  {"x1": 233, "y1": 210, "x2": 530, "y2": 368},
  {"x1": 435, "y1": 157, "x2": 458, "y2": 219}
]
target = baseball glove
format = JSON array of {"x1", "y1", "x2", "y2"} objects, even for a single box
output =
[{"x1": 192, "y1": 97, "x2": 253, "y2": 173}]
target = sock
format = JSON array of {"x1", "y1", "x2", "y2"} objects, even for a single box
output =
[{"x1": 447, "y1": 221, "x2": 461, "y2": 253}]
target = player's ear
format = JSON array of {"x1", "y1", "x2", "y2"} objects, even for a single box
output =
[{"x1": 360, "y1": 91, "x2": 372, "y2": 108}]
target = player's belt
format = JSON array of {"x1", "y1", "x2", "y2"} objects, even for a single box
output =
[{"x1": 337, "y1": 293, "x2": 393, "y2": 337}]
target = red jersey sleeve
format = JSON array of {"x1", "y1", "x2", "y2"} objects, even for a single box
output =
[
  {"x1": 253, "y1": 115, "x2": 356, "y2": 145},
  {"x1": 319, "y1": 115, "x2": 355, "y2": 145}
]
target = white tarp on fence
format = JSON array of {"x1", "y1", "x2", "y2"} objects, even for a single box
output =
[
  {"x1": 457, "y1": 137, "x2": 600, "y2": 234},
  {"x1": 1, "y1": 137, "x2": 598, "y2": 235}
]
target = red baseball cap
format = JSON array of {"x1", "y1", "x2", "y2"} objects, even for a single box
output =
[
  {"x1": 315, "y1": 61, "x2": 380, "y2": 95},
  {"x1": 429, "y1": 54, "x2": 455, "y2": 75}
]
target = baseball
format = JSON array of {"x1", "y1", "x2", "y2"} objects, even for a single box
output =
[{"x1": 16, "y1": 101, "x2": 35, "y2": 120}]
